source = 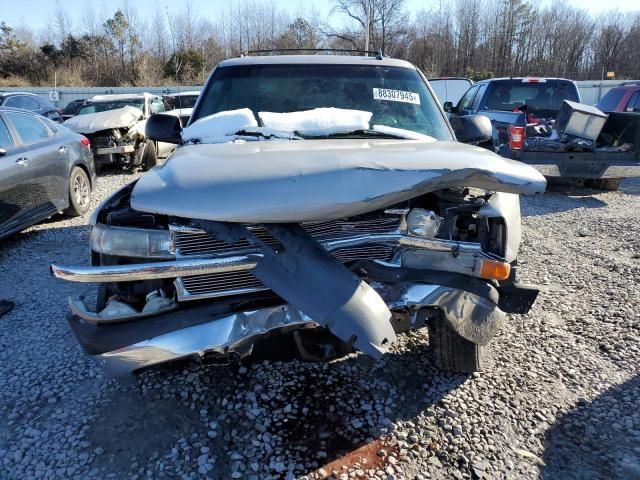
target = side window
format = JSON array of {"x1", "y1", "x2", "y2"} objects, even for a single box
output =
[
  {"x1": 3, "y1": 96, "x2": 21, "y2": 108},
  {"x1": 5, "y1": 112, "x2": 51, "y2": 144},
  {"x1": 150, "y1": 99, "x2": 165, "y2": 114},
  {"x1": 471, "y1": 84, "x2": 487, "y2": 110},
  {"x1": 0, "y1": 117, "x2": 15, "y2": 149},
  {"x1": 19, "y1": 96, "x2": 40, "y2": 110},
  {"x1": 627, "y1": 93, "x2": 640, "y2": 112},
  {"x1": 457, "y1": 85, "x2": 479, "y2": 111}
]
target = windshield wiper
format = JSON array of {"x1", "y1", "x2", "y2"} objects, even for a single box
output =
[
  {"x1": 234, "y1": 128, "x2": 301, "y2": 141},
  {"x1": 302, "y1": 129, "x2": 405, "y2": 140}
]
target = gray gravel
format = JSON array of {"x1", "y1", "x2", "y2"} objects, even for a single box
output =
[{"x1": 0, "y1": 173, "x2": 638, "y2": 480}]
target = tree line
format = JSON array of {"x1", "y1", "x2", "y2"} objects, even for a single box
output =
[{"x1": 0, "y1": 0, "x2": 638, "y2": 87}]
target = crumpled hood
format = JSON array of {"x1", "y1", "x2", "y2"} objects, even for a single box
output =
[
  {"x1": 130, "y1": 139, "x2": 546, "y2": 222},
  {"x1": 63, "y1": 106, "x2": 143, "y2": 134}
]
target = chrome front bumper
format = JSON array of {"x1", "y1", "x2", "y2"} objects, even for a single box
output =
[
  {"x1": 76, "y1": 282, "x2": 504, "y2": 375},
  {"x1": 51, "y1": 233, "x2": 501, "y2": 284}
]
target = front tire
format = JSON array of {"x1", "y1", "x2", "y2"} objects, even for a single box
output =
[
  {"x1": 139, "y1": 139, "x2": 157, "y2": 171},
  {"x1": 428, "y1": 316, "x2": 486, "y2": 373},
  {"x1": 64, "y1": 166, "x2": 92, "y2": 217}
]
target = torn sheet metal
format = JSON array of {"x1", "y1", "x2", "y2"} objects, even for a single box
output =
[
  {"x1": 196, "y1": 221, "x2": 397, "y2": 359},
  {"x1": 69, "y1": 290, "x2": 177, "y2": 325},
  {"x1": 130, "y1": 139, "x2": 546, "y2": 223},
  {"x1": 375, "y1": 282, "x2": 504, "y2": 345},
  {"x1": 63, "y1": 106, "x2": 143, "y2": 134}
]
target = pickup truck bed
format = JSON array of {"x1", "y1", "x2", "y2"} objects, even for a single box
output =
[
  {"x1": 449, "y1": 78, "x2": 640, "y2": 184},
  {"x1": 518, "y1": 112, "x2": 640, "y2": 180}
]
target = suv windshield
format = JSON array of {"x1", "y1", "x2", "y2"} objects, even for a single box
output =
[
  {"x1": 192, "y1": 64, "x2": 452, "y2": 140},
  {"x1": 77, "y1": 99, "x2": 144, "y2": 116},
  {"x1": 484, "y1": 79, "x2": 579, "y2": 116}
]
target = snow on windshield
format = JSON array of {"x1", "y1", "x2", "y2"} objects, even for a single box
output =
[
  {"x1": 180, "y1": 107, "x2": 434, "y2": 144},
  {"x1": 182, "y1": 108, "x2": 258, "y2": 143},
  {"x1": 258, "y1": 108, "x2": 372, "y2": 136}
]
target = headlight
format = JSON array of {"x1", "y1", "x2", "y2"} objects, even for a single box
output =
[
  {"x1": 406, "y1": 208, "x2": 442, "y2": 238},
  {"x1": 90, "y1": 224, "x2": 173, "y2": 259}
]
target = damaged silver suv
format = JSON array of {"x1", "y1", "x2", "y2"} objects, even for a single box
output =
[{"x1": 51, "y1": 54, "x2": 546, "y2": 375}]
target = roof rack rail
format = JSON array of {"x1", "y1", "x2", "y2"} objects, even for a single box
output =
[{"x1": 241, "y1": 48, "x2": 384, "y2": 60}]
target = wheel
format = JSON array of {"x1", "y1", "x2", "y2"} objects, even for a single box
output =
[
  {"x1": 138, "y1": 139, "x2": 157, "y2": 171},
  {"x1": 64, "y1": 166, "x2": 92, "y2": 216},
  {"x1": 428, "y1": 316, "x2": 486, "y2": 373},
  {"x1": 590, "y1": 178, "x2": 621, "y2": 191}
]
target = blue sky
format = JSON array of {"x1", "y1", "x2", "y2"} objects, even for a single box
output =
[{"x1": 3, "y1": 0, "x2": 639, "y2": 33}]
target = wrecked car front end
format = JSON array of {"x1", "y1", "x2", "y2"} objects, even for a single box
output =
[
  {"x1": 51, "y1": 140, "x2": 545, "y2": 375},
  {"x1": 63, "y1": 106, "x2": 145, "y2": 168}
]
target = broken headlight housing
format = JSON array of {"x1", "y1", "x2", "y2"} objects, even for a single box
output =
[
  {"x1": 406, "y1": 208, "x2": 443, "y2": 238},
  {"x1": 90, "y1": 224, "x2": 173, "y2": 259}
]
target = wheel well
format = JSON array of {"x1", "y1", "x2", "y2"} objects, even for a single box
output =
[{"x1": 71, "y1": 162, "x2": 93, "y2": 189}]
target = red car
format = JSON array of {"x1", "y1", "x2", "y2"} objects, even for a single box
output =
[{"x1": 595, "y1": 84, "x2": 640, "y2": 113}]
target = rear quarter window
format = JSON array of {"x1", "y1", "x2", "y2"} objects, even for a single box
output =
[{"x1": 596, "y1": 89, "x2": 626, "y2": 112}]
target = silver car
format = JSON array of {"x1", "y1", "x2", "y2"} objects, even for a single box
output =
[
  {"x1": 0, "y1": 107, "x2": 95, "y2": 239},
  {"x1": 51, "y1": 54, "x2": 546, "y2": 376}
]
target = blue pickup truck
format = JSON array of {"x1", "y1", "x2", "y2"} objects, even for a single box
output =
[{"x1": 445, "y1": 77, "x2": 640, "y2": 189}]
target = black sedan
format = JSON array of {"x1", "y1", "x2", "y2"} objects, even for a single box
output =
[
  {"x1": 0, "y1": 92, "x2": 63, "y2": 122},
  {"x1": 0, "y1": 107, "x2": 96, "y2": 239},
  {"x1": 61, "y1": 99, "x2": 87, "y2": 121}
]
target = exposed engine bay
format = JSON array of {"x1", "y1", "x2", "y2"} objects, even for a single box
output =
[{"x1": 84, "y1": 127, "x2": 142, "y2": 168}]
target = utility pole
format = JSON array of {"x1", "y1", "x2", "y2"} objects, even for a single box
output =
[{"x1": 364, "y1": 0, "x2": 370, "y2": 54}]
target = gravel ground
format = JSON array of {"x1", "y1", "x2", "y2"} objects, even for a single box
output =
[{"x1": 0, "y1": 173, "x2": 638, "y2": 480}]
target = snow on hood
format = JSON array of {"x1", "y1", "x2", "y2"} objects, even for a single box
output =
[
  {"x1": 258, "y1": 108, "x2": 371, "y2": 136},
  {"x1": 62, "y1": 106, "x2": 143, "y2": 134},
  {"x1": 131, "y1": 139, "x2": 546, "y2": 223},
  {"x1": 182, "y1": 108, "x2": 257, "y2": 143}
]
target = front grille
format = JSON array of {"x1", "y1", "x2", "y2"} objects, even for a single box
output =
[
  {"x1": 172, "y1": 227, "x2": 281, "y2": 256},
  {"x1": 178, "y1": 271, "x2": 266, "y2": 299},
  {"x1": 172, "y1": 216, "x2": 401, "y2": 301}
]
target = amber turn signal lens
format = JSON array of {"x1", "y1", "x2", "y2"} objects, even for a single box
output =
[{"x1": 478, "y1": 259, "x2": 511, "y2": 281}]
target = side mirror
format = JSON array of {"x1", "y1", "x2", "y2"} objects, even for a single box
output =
[
  {"x1": 145, "y1": 114, "x2": 182, "y2": 144},
  {"x1": 0, "y1": 148, "x2": 6, "y2": 157},
  {"x1": 443, "y1": 101, "x2": 454, "y2": 113},
  {"x1": 450, "y1": 114, "x2": 493, "y2": 144}
]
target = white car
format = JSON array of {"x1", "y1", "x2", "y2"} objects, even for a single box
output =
[{"x1": 63, "y1": 93, "x2": 174, "y2": 172}]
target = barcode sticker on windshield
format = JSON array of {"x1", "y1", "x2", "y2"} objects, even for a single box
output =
[{"x1": 373, "y1": 88, "x2": 420, "y2": 105}]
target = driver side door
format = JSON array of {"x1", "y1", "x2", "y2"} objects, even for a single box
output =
[{"x1": 0, "y1": 114, "x2": 29, "y2": 237}]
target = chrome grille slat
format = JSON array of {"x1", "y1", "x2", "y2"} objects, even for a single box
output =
[{"x1": 172, "y1": 217, "x2": 401, "y2": 301}]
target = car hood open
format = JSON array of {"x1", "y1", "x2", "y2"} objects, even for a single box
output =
[
  {"x1": 63, "y1": 106, "x2": 143, "y2": 134},
  {"x1": 130, "y1": 139, "x2": 546, "y2": 222}
]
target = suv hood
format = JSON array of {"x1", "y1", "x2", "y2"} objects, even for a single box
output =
[
  {"x1": 63, "y1": 106, "x2": 143, "y2": 134},
  {"x1": 131, "y1": 139, "x2": 546, "y2": 222}
]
